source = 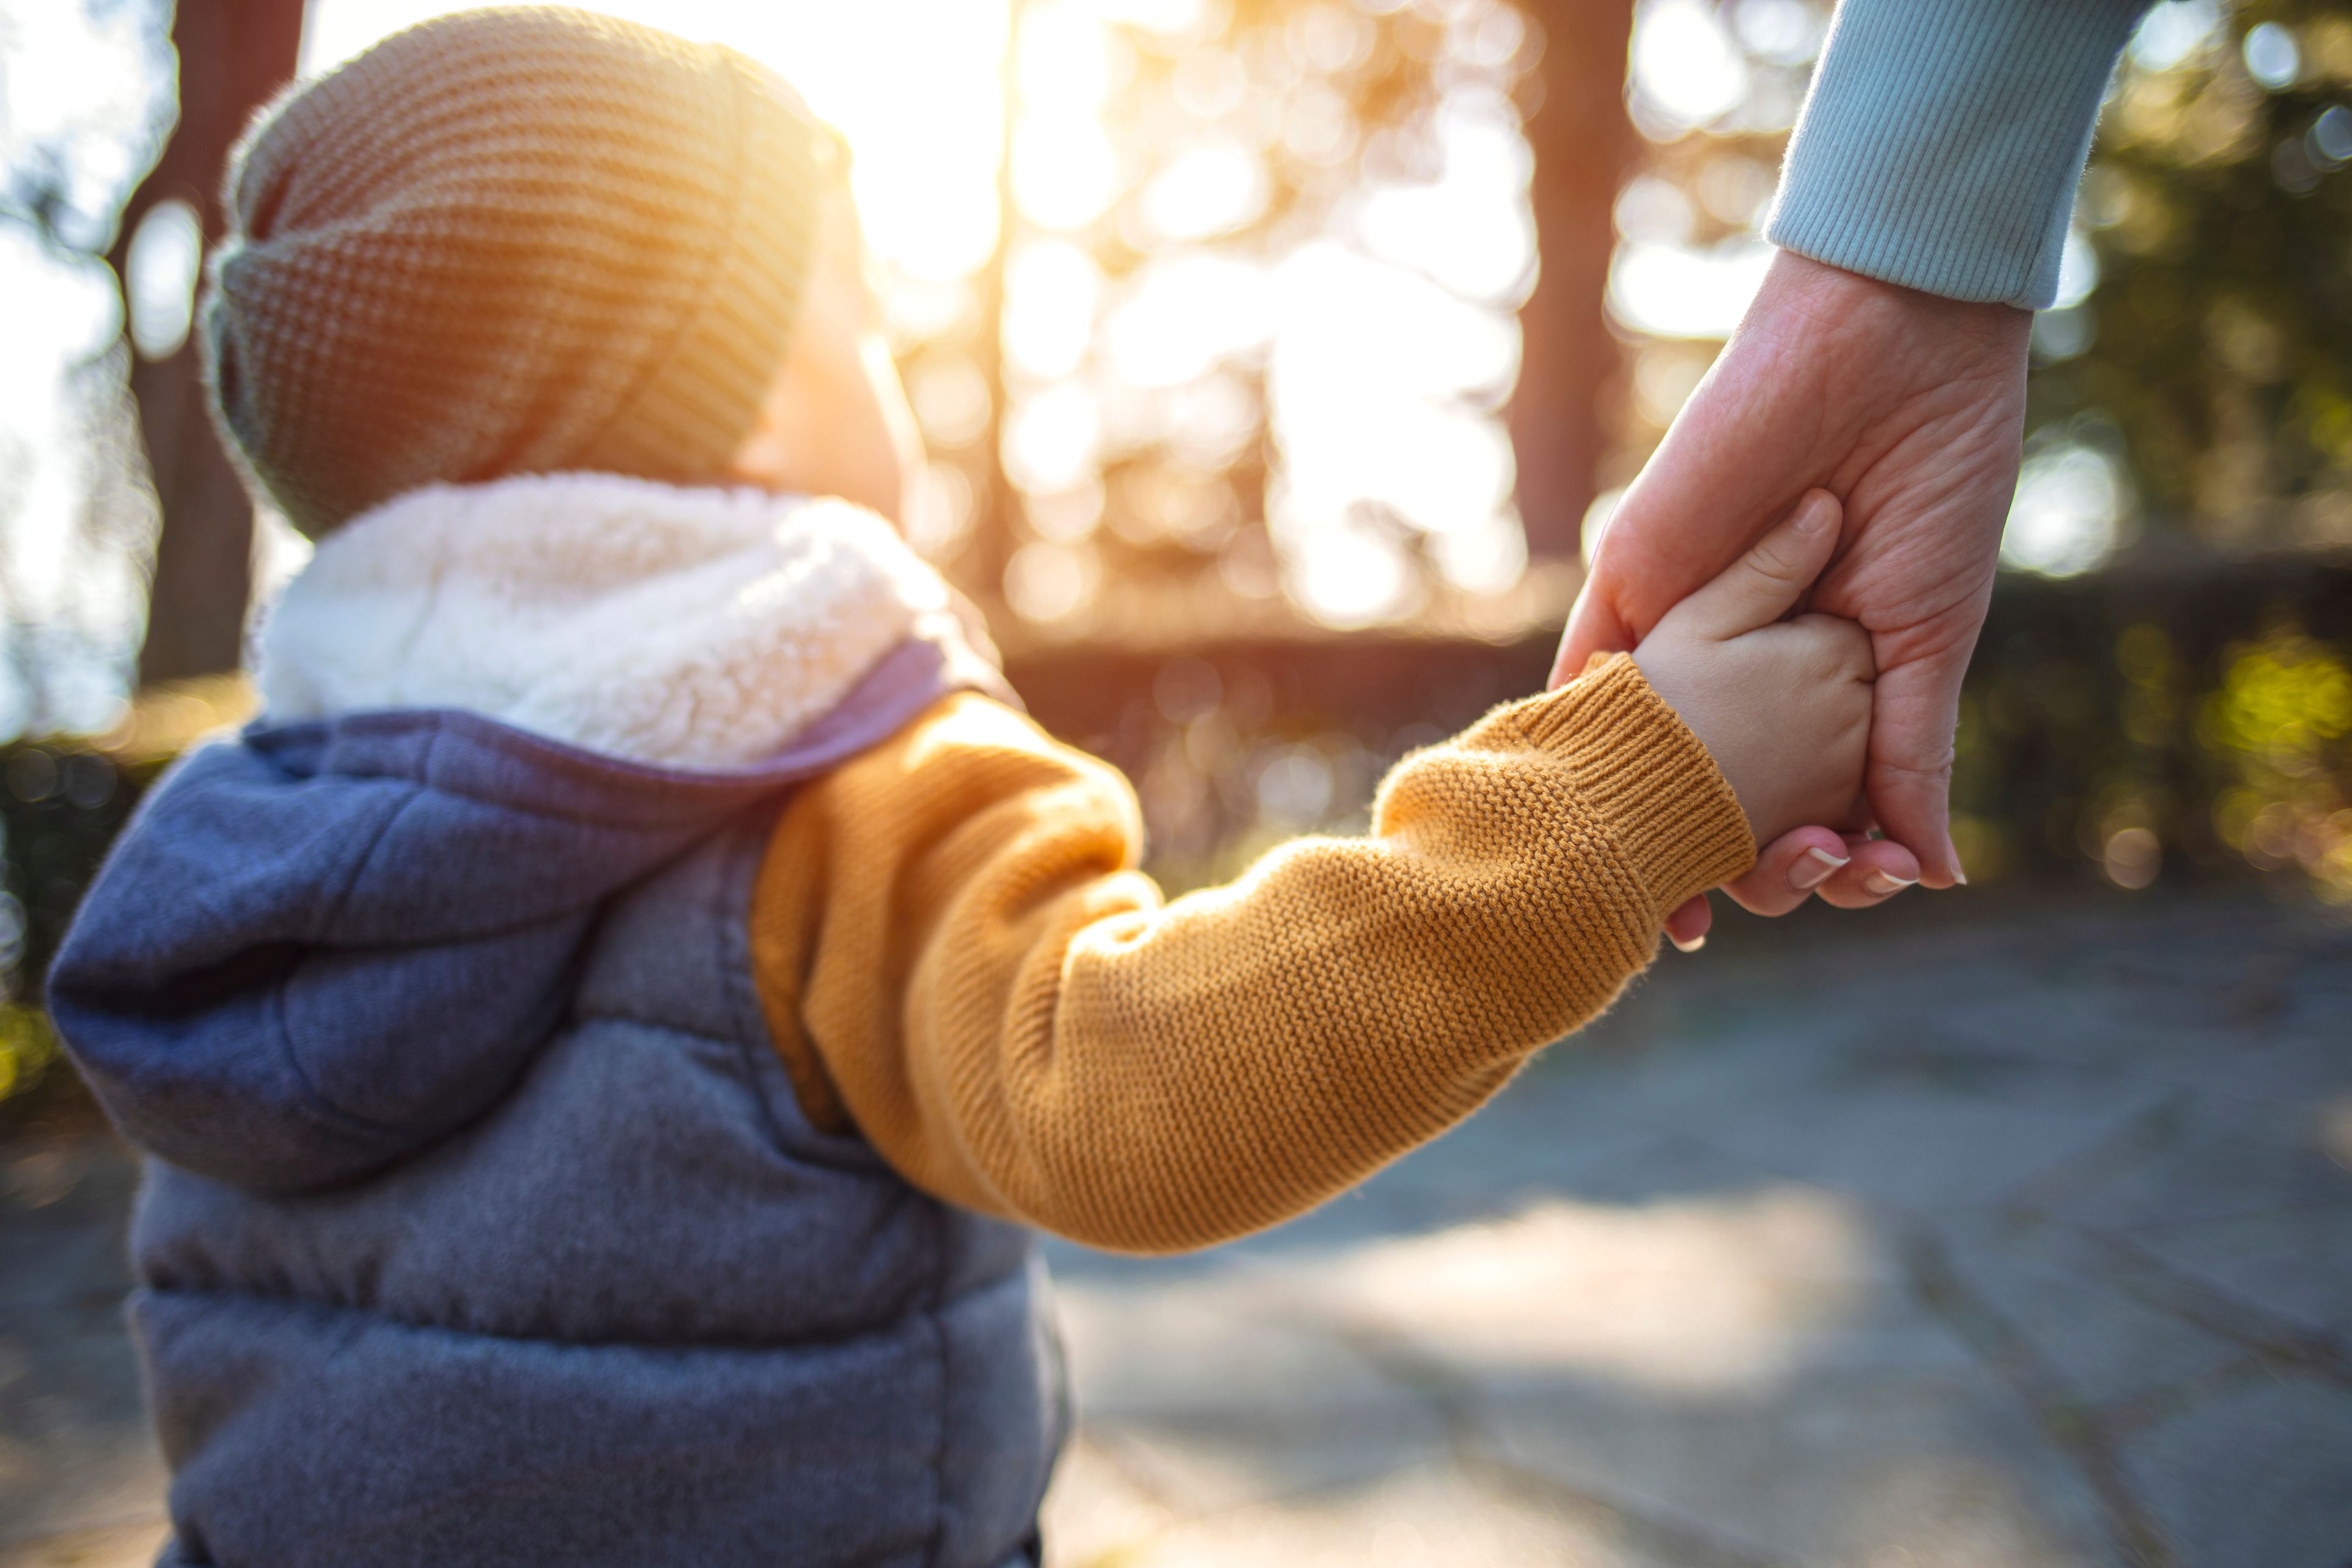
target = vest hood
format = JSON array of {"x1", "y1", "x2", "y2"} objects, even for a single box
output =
[{"x1": 50, "y1": 477, "x2": 1003, "y2": 1194}]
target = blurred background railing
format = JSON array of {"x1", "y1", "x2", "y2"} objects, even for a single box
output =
[{"x1": 6, "y1": 0, "x2": 2352, "y2": 1108}]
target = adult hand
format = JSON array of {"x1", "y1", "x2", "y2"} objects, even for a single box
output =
[{"x1": 1558, "y1": 251, "x2": 2030, "y2": 938}]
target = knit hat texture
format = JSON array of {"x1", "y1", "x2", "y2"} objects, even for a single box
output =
[{"x1": 205, "y1": 6, "x2": 841, "y2": 537}]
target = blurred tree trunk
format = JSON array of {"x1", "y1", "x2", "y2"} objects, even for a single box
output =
[
  {"x1": 1509, "y1": 0, "x2": 1636, "y2": 561},
  {"x1": 103, "y1": 0, "x2": 305, "y2": 687}
]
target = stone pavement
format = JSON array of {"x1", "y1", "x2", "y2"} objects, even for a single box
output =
[
  {"x1": 4, "y1": 894, "x2": 2349, "y2": 1566},
  {"x1": 0, "y1": 1096, "x2": 155, "y2": 1568},
  {"x1": 1032, "y1": 895, "x2": 2352, "y2": 1568}
]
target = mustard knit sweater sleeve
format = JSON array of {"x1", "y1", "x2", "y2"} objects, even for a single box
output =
[{"x1": 746, "y1": 653, "x2": 1754, "y2": 1254}]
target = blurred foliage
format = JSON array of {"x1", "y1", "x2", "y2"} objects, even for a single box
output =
[
  {"x1": 1010, "y1": 635, "x2": 1526, "y2": 892},
  {"x1": 0, "y1": 1003, "x2": 60, "y2": 1105},
  {"x1": 0, "y1": 738, "x2": 143, "y2": 1108},
  {"x1": 908, "y1": 0, "x2": 1546, "y2": 640},
  {"x1": 1948, "y1": 569, "x2": 2352, "y2": 899},
  {"x1": 1962, "y1": 0, "x2": 2352, "y2": 897},
  {"x1": 1600, "y1": 0, "x2": 1825, "y2": 491},
  {"x1": 0, "y1": 675, "x2": 234, "y2": 1107},
  {"x1": 1, "y1": 739, "x2": 153, "y2": 1000},
  {"x1": 2034, "y1": 0, "x2": 2352, "y2": 550},
  {"x1": 1612, "y1": 2, "x2": 2352, "y2": 561},
  {"x1": 2203, "y1": 629, "x2": 2352, "y2": 895}
]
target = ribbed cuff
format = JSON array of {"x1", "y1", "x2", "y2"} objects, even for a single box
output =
[
  {"x1": 1517, "y1": 654, "x2": 1755, "y2": 914},
  {"x1": 1766, "y1": 0, "x2": 2148, "y2": 310}
]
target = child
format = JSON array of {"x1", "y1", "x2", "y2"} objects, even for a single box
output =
[{"x1": 51, "y1": 9, "x2": 1874, "y2": 1566}]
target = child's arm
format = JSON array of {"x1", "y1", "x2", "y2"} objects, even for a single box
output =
[
  {"x1": 752, "y1": 658, "x2": 1745, "y2": 1250},
  {"x1": 750, "y1": 505, "x2": 1870, "y2": 1253}
]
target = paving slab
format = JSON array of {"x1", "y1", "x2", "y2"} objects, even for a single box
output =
[
  {"x1": 1482, "y1": 1367, "x2": 2122, "y2": 1568},
  {"x1": 1930, "y1": 1213, "x2": 2247, "y2": 1410},
  {"x1": 2048, "y1": 1095, "x2": 2352, "y2": 1236},
  {"x1": 1328, "y1": 1196, "x2": 2126, "y2": 1568},
  {"x1": 1571, "y1": 1023, "x2": 2172, "y2": 1219},
  {"x1": 0, "y1": 1311, "x2": 164, "y2": 1552},
  {"x1": 1038, "y1": 1435, "x2": 1185, "y2": 1566},
  {"x1": 1298, "y1": 1189, "x2": 1967, "y2": 1390},
  {"x1": 0, "y1": 1520, "x2": 169, "y2": 1568},
  {"x1": 2117, "y1": 1204, "x2": 2352, "y2": 1340},
  {"x1": 2026, "y1": 1087, "x2": 2352, "y2": 1342},
  {"x1": 1045, "y1": 1455, "x2": 1735, "y2": 1568},
  {"x1": 0, "y1": 1124, "x2": 161, "y2": 1563},
  {"x1": 2121, "y1": 1376, "x2": 2352, "y2": 1568},
  {"x1": 1051, "y1": 1273, "x2": 1451, "y2": 1511}
]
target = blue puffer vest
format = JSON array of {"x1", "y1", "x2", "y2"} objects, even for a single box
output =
[{"x1": 49, "y1": 637, "x2": 1064, "y2": 1567}]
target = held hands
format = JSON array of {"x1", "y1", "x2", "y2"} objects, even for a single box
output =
[
  {"x1": 1632, "y1": 491, "x2": 1872, "y2": 849},
  {"x1": 1559, "y1": 252, "x2": 2030, "y2": 939}
]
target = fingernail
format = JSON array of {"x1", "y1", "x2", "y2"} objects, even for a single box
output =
[
  {"x1": 1790, "y1": 846, "x2": 1850, "y2": 891},
  {"x1": 1864, "y1": 871, "x2": 1917, "y2": 897},
  {"x1": 1670, "y1": 933, "x2": 1706, "y2": 954},
  {"x1": 1794, "y1": 494, "x2": 1835, "y2": 533}
]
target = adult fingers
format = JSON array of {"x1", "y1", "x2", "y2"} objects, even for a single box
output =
[
  {"x1": 1664, "y1": 894, "x2": 1713, "y2": 952},
  {"x1": 1657, "y1": 490, "x2": 1843, "y2": 643},
  {"x1": 1555, "y1": 260, "x2": 1852, "y2": 651},
  {"x1": 1552, "y1": 579, "x2": 1636, "y2": 688},
  {"x1": 1813, "y1": 835, "x2": 1924, "y2": 908},
  {"x1": 1719, "y1": 825, "x2": 1857, "y2": 917},
  {"x1": 1861, "y1": 649, "x2": 1970, "y2": 888}
]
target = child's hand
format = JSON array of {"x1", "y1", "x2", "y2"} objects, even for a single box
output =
[{"x1": 1632, "y1": 492, "x2": 1874, "y2": 845}]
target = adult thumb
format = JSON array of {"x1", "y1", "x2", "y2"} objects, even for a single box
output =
[
  {"x1": 1551, "y1": 581, "x2": 1635, "y2": 688},
  {"x1": 1664, "y1": 489, "x2": 1842, "y2": 641}
]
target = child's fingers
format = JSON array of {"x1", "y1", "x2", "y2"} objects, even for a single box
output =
[{"x1": 1659, "y1": 489, "x2": 1843, "y2": 643}]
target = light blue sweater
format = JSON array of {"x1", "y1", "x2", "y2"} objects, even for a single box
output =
[{"x1": 1767, "y1": 0, "x2": 2154, "y2": 310}]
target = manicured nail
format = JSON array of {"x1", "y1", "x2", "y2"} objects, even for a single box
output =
[
  {"x1": 1947, "y1": 838, "x2": 1969, "y2": 886},
  {"x1": 1670, "y1": 933, "x2": 1706, "y2": 954},
  {"x1": 1864, "y1": 871, "x2": 1917, "y2": 897},
  {"x1": 1790, "y1": 846, "x2": 1850, "y2": 891}
]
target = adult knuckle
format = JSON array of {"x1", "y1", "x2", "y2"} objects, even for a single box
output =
[
  {"x1": 1872, "y1": 752, "x2": 1955, "y2": 786},
  {"x1": 1752, "y1": 537, "x2": 1807, "y2": 583}
]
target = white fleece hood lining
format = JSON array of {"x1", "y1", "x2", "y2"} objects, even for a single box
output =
[{"x1": 256, "y1": 474, "x2": 971, "y2": 769}]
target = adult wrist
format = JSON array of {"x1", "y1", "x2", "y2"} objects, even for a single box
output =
[
  {"x1": 1757, "y1": 251, "x2": 2034, "y2": 354},
  {"x1": 1766, "y1": 0, "x2": 2149, "y2": 310}
]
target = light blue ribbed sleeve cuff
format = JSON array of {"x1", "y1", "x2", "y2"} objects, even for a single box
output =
[{"x1": 1765, "y1": 0, "x2": 2151, "y2": 310}]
